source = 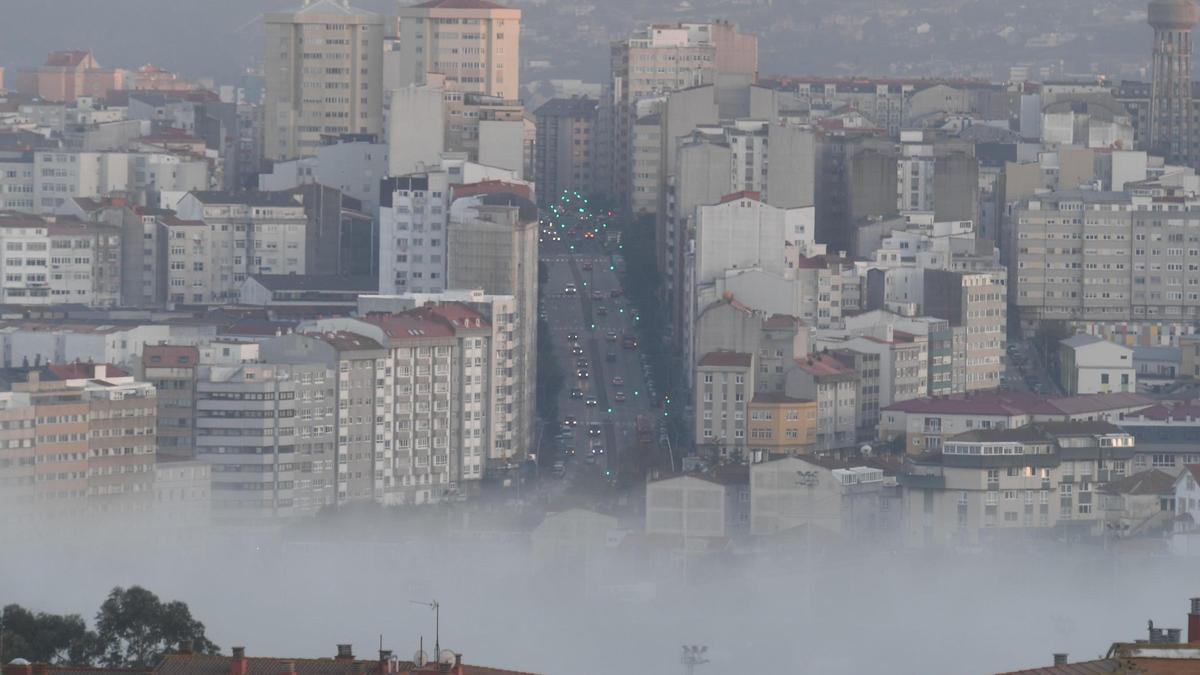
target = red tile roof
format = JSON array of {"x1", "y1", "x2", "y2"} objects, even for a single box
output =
[
  {"x1": 422, "y1": 303, "x2": 490, "y2": 330},
  {"x1": 1127, "y1": 399, "x2": 1200, "y2": 421},
  {"x1": 1184, "y1": 464, "x2": 1200, "y2": 485},
  {"x1": 306, "y1": 331, "x2": 384, "y2": 352},
  {"x1": 46, "y1": 363, "x2": 129, "y2": 379},
  {"x1": 698, "y1": 351, "x2": 752, "y2": 368},
  {"x1": 143, "y1": 345, "x2": 199, "y2": 367},
  {"x1": 884, "y1": 391, "x2": 1153, "y2": 417},
  {"x1": 763, "y1": 313, "x2": 802, "y2": 329},
  {"x1": 412, "y1": 0, "x2": 510, "y2": 8},
  {"x1": 362, "y1": 312, "x2": 455, "y2": 340},
  {"x1": 452, "y1": 180, "x2": 532, "y2": 202},
  {"x1": 794, "y1": 354, "x2": 856, "y2": 377},
  {"x1": 718, "y1": 190, "x2": 761, "y2": 204}
]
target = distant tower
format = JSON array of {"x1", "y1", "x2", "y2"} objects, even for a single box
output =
[{"x1": 1148, "y1": 0, "x2": 1200, "y2": 165}]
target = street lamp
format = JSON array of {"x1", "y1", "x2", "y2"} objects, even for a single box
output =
[{"x1": 681, "y1": 645, "x2": 708, "y2": 675}]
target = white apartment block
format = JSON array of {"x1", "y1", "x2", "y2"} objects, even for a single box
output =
[
  {"x1": 172, "y1": 191, "x2": 308, "y2": 304},
  {"x1": 0, "y1": 212, "x2": 121, "y2": 306},
  {"x1": 0, "y1": 154, "x2": 35, "y2": 212},
  {"x1": 378, "y1": 171, "x2": 450, "y2": 294},
  {"x1": 263, "y1": 0, "x2": 385, "y2": 160}
]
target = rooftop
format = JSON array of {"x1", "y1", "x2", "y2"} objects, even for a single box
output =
[
  {"x1": 249, "y1": 275, "x2": 376, "y2": 292},
  {"x1": 410, "y1": 0, "x2": 510, "y2": 9},
  {"x1": 305, "y1": 331, "x2": 385, "y2": 352},
  {"x1": 884, "y1": 391, "x2": 1153, "y2": 417},
  {"x1": 533, "y1": 97, "x2": 597, "y2": 118},
  {"x1": 698, "y1": 351, "x2": 752, "y2": 368},
  {"x1": 794, "y1": 353, "x2": 856, "y2": 378},
  {"x1": 188, "y1": 191, "x2": 303, "y2": 208},
  {"x1": 1100, "y1": 469, "x2": 1177, "y2": 496}
]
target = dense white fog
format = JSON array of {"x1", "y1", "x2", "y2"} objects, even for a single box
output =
[{"x1": 3, "y1": 518, "x2": 1194, "y2": 675}]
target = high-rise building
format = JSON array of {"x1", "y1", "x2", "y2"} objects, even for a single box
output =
[
  {"x1": 1148, "y1": 0, "x2": 1199, "y2": 166},
  {"x1": 533, "y1": 97, "x2": 598, "y2": 206},
  {"x1": 393, "y1": 0, "x2": 522, "y2": 101},
  {"x1": 263, "y1": 0, "x2": 385, "y2": 161}
]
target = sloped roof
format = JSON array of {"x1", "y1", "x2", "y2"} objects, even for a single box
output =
[
  {"x1": 44, "y1": 50, "x2": 91, "y2": 67},
  {"x1": 411, "y1": 0, "x2": 509, "y2": 8},
  {"x1": 293, "y1": 0, "x2": 380, "y2": 17},
  {"x1": 155, "y1": 655, "x2": 391, "y2": 675},
  {"x1": 1100, "y1": 469, "x2": 1176, "y2": 496},
  {"x1": 249, "y1": 275, "x2": 375, "y2": 292},
  {"x1": 1060, "y1": 333, "x2": 1106, "y2": 349}
]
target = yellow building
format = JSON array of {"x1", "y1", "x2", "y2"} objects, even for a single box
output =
[
  {"x1": 395, "y1": 0, "x2": 522, "y2": 101},
  {"x1": 747, "y1": 394, "x2": 817, "y2": 459}
]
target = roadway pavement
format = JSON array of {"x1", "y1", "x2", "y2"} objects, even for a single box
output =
[{"x1": 540, "y1": 235, "x2": 657, "y2": 481}]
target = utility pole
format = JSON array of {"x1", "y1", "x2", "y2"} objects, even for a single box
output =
[{"x1": 681, "y1": 645, "x2": 708, "y2": 675}]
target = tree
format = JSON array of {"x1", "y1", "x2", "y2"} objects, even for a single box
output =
[
  {"x1": 0, "y1": 604, "x2": 96, "y2": 665},
  {"x1": 91, "y1": 586, "x2": 218, "y2": 668}
]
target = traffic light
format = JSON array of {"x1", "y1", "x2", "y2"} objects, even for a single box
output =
[{"x1": 607, "y1": 407, "x2": 613, "y2": 413}]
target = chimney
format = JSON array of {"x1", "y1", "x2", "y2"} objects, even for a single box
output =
[
  {"x1": 378, "y1": 650, "x2": 393, "y2": 674},
  {"x1": 336, "y1": 645, "x2": 354, "y2": 661},
  {"x1": 94, "y1": 364, "x2": 107, "y2": 378},
  {"x1": 1052, "y1": 654, "x2": 1068, "y2": 666},
  {"x1": 179, "y1": 640, "x2": 194, "y2": 655},
  {"x1": 230, "y1": 647, "x2": 247, "y2": 675}
]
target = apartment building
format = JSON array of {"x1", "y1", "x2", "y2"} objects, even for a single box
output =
[
  {"x1": 828, "y1": 348, "x2": 881, "y2": 441},
  {"x1": 12, "y1": 50, "x2": 124, "y2": 103},
  {"x1": 0, "y1": 153, "x2": 35, "y2": 212},
  {"x1": 533, "y1": 96, "x2": 597, "y2": 206},
  {"x1": 645, "y1": 472, "x2": 749, "y2": 544},
  {"x1": 170, "y1": 191, "x2": 309, "y2": 304},
  {"x1": 394, "y1": 0, "x2": 521, "y2": 101},
  {"x1": 359, "y1": 289, "x2": 529, "y2": 465},
  {"x1": 694, "y1": 351, "x2": 755, "y2": 459},
  {"x1": 378, "y1": 172, "x2": 451, "y2": 294},
  {"x1": 263, "y1": 0, "x2": 385, "y2": 160},
  {"x1": 844, "y1": 311, "x2": 953, "y2": 397},
  {"x1": 139, "y1": 345, "x2": 200, "y2": 459},
  {"x1": 898, "y1": 421, "x2": 1135, "y2": 547},
  {"x1": 785, "y1": 354, "x2": 859, "y2": 453},
  {"x1": 307, "y1": 304, "x2": 492, "y2": 503},
  {"x1": 260, "y1": 331, "x2": 389, "y2": 504},
  {"x1": 0, "y1": 212, "x2": 121, "y2": 307},
  {"x1": 924, "y1": 269, "x2": 1005, "y2": 392},
  {"x1": 1012, "y1": 186, "x2": 1200, "y2": 331},
  {"x1": 0, "y1": 363, "x2": 156, "y2": 523},
  {"x1": 881, "y1": 390, "x2": 1154, "y2": 454},
  {"x1": 606, "y1": 21, "x2": 757, "y2": 209},
  {"x1": 746, "y1": 394, "x2": 817, "y2": 459},
  {"x1": 195, "y1": 360, "x2": 336, "y2": 522}
]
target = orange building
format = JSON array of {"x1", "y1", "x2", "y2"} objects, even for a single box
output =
[
  {"x1": 14, "y1": 50, "x2": 125, "y2": 102},
  {"x1": 747, "y1": 393, "x2": 817, "y2": 459}
]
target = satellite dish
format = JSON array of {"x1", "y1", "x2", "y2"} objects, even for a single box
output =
[
  {"x1": 9, "y1": 660, "x2": 31, "y2": 666},
  {"x1": 412, "y1": 651, "x2": 428, "y2": 667},
  {"x1": 860, "y1": 443, "x2": 872, "y2": 457},
  {"x1": 438, "y1": 650, "x2": 456, "y2": 665}
]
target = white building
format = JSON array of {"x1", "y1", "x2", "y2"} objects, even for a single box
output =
[
  {"x1": 1176, "y1": 465, "x2": 1200, "y2": 526},
  {"x1": 1058, "y1": 334, "x2": 1136, "y2": 395},
  {"x1": 378, "y1": 171, "x2": 450, "y2": 294}
]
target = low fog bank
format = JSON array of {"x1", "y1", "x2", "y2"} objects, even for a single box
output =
[{"x1": 1, "y1": 518, "x2": 1193, "y2": 675}]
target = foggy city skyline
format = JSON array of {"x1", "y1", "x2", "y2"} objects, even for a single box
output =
[{"x1": 2, "y1": 0, "x2": 1200, "y2": 674}]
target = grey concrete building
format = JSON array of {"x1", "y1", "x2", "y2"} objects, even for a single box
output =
[
  {"x1": 195, "y1": 360, "x2": 336, "y2": 523},
  {"x1": 533, "y1": 96, "x2": 598, "y2": 206},
  {"x1": 260, "y1": 330, "x2": 389, "y2": 504},
  {"x1": 816, "y1": 131, "x2": 898, "y2": 255}
]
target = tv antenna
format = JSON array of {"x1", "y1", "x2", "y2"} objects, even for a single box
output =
[
  {"x1": 410, "y1": 600, "x2": 440, "y2": 660},
  {"x1": 681, "y1": 645, "x2": 708, "y2": 675}
]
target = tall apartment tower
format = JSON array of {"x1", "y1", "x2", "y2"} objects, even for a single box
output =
[
  {"x1": 1148, "y1": 0, "x2": 1199, "y2": 165},
  {"x1": 264, "y1": 0, "x2": 385, "y2": 161},
  {"x1": 394, "y1": 0, "x2": 522, "y2": 101}
]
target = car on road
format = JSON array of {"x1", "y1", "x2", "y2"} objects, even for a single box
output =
[
  {"x1": 610, "y1": 289, "x2": 622, "y2": 298},
  {"x1": 567, "y1": 332, "x2": 580, "y2": 342},
  {"x1": 590, "y1": 445, "x2": 605, "y2": 455},
  {"x1": 576, "y1": 357, "x2": 589, "y2": 368},
  {"x1": 622, "y1": 334, "x2": 639, "y2": 350},
  {"x1": 605, "y1": 330, "x2": 618, "y2": 342},
  {"x1": 611, "y1": 376, "x2": 624, "y2": 386},
  {"x1": 582, "y1": 261, "x2": 593, "y2": 271},
  {"x1": 590, "y1": 291, "x2": 602, "y2": 301},
  {"x1": 563, "y1": 416, "x2": 578, "y2": 427},
  {"x1": 595, "y1": 304, "x2": 607, "y2": 316},
  {"x1": 587, "y1": 423, "x2": 602, "y2": 437},
  {"x1": 571, "y1": 345, "x2": 584, "y2": 356},
  {"x1": 585, "y1": 397, "x2": 598, "y2": 407},
  {"x1": 570, "y1": 388, "x2": 583, "y2": 400},
  {"x1": 577, "y1": 368, "x2": 590, "y2": 379},
  {"x1": 614, "y1": 391, "x2": 627, "y2": 402},
  {"x1": 552, "y1": 461, "x2": 566, "y2": 478},
  {"x1": 605, "y1": 352, "x2": 617, "y2": 363},
  {"x1": 564, "y1": 283, "x2": 577, "y2": 294}
]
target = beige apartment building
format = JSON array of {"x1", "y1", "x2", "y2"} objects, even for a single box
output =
[
  {"x1": 0, "y1": 213, "x2": 122, "y2": 307},
  {"x1": 694, "y1": 351, "x2": 755, "y2": 458},
  {"x1": 0, "y1": 364, "x2": 156, "y2": 525},
  {"x1": 264, "y1": 0, "x2": 385, "y2": 160},
  {"x1": 1013, "y1": 184, "x2": 1200, "y2": 331},
  {"x1": 394, "y1": 0, "x2": 521, "y2": 101},
  {"x1": 924, "y1": 269, "x2": 1005, "y2": 392}
]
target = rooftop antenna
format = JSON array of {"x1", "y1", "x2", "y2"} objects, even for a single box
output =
[{"x1": 410, "y1": 600, "x2": 440, "y2": 659}]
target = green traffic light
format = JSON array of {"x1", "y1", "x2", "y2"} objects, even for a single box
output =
[{"x1": 607, "y1": 408, "x2": 613, "y2": 413}]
